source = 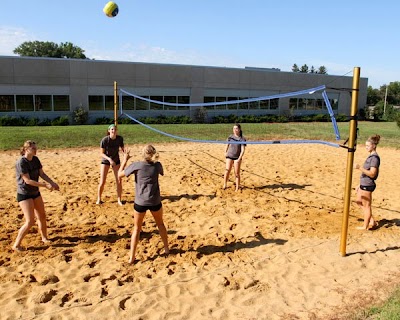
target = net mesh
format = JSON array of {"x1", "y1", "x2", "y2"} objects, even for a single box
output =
[{"x1": 119, "y1": 85, "x2": 341, "y2": 147}]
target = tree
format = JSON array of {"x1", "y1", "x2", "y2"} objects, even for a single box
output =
[
  {"x1": 292, "y1": 64, "x2": 299, "y2": 72},
  {"x1": 14, "y1": 41, "x2": 61, "y2": 57},
  {"x1": 300, "y1": 64, "x2": 309, "y2": 73},
  {"x1": 60, "y1": 42, "x2": 86, "y2": 59},
  {"x1": 317, "y1": 66, "x2": 327, "y2": 74},
  {"x1": 291, "y1": 63, "x2": 328, "y2": 74},
  {"x1": 367, "y1": 86, "x2": 382, "y2": 105},
  {"x1": 372, "y1": 101, "x2": 398, "y2": 121},
  {"x1": 383, "y1": 81, "x2": 400, "y2": 105},
  {"x1": 13, "y1": 41, "x2": 87, "y2": 59}
]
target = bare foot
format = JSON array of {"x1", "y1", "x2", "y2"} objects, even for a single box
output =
[
  {"x1": 355, "y1": 226, "x2": 368, "y2": 230},
  {"x1": 368, "y1": 222, "x2": 379, "y2": 230},
  {"x1": 128, "y1": 256, "x2": 135, "y2": 264},
  {"x1": 117, "y1": 200, "x2": 123, "y2": 206},
  {"x1": 42, "y1": 238, "x2": 51, "y2": 244},
  {"x1": 12, "y1": 245, "x2": 24, "y2": 252},
  {"x1": 96, "y1": 199, "x2": 102, "y2": 205},
  {"x1": 222, "y1": 185, "x2": 227, "y2": 190}
]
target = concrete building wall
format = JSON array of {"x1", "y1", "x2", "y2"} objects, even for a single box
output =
[{"x1": 0, "y1": 56, "x2": 368, "y2": 122}]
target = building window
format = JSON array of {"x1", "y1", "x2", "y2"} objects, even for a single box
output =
[
  {"x1": 177, "y1": 96, "x2": 189, "y2": 110},
  {"x1": 289, "y1": 97, "x2": 334, "y2": 111},
  {"x1": 215, "y1": 97, "x2": 227, "y2": 110},
  {"x1": 164, "y1": 96, "x2": 177, "y2": 110},
  {"x1": 330, "y1": 99, "x2": 338, "y2": 110},
  {"x1": 289, "y1": 98, "x2": 297, "y2": 110},
  {"x1": 54, "y1": 95, "x2": 70, "y2": 111},
  {"x1": 204, "y1": 97, "x2": 215, "y2": 110},
  {"x1": 35, "y1": 95, "x2": 52, "y2": 111},
  {"x1": 105, "y1": 96, "x2": 115, "y2": 111},
  {"x1": 150, "y1": 96, "x2": 163, "y2": 110},
  {"x1": 260, "y1": 100, "x2": 269, "y2": 109},
  {"x1": 119, "y1": 94, "x2": 190, "y2": 111},
  {"x1": 136, "y1": 96, "x2": 149, "y2": 110},
  {"x1": 238, "y1": 97, "x2": 248, "y2": 110},
  {"x1": 249, "y1": 101, "x2": 258, "y2": 109},
  {"x1": 227, "y1": 97, "x2": 238, "y2": 110},
  {"x1": 270, "y1": 98, "x2": 279, "y2": 109},
  {"x1": 121, "y1": 96, "x2": 135, "y2": 110},
  {"x1": 0, "y1": 95, "x2": 15, "y2": 112},
  {"x1": 89, "y1": 95, "x2": 104, "y2": 111},
  {"x1": 16, "y1": 95, "x2": 34, "y2": 111}
]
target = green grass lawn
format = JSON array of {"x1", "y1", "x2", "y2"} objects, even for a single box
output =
[
  {"x1": 0, "y1": 121, "x2": 398, "y2": 150},
  {"x1": 353, "y1": 287, "x2": 400, "y2": 319}
]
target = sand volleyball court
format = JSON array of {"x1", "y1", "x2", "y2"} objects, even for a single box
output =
[{"x1": 0, "y1": 143, "x2": 399, "y2": 319}]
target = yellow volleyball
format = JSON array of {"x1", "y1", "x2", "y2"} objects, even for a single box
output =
[{"x1": 103, "y1": 1, "x2": 119, "y2": 18}]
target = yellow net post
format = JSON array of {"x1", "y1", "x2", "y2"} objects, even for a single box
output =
[
  {"x1": 114, "y1": 81, "x2": 118, "y2": 128},
  {"x1": 340, "y1": 67, "x2": 360, "y2": 257}
]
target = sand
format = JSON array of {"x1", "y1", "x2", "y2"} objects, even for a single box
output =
[{"x1": 0, "y1": 143, "x2": 399, "y2": 320}]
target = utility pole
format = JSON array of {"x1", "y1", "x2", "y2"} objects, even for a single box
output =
[{"x1": 383, "y1": 86, "x2": 388, "y2": 115}]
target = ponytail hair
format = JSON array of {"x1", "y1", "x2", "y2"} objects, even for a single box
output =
[
  {"x1": 367, "y1": 134, "x2": 381, "y2": 146},
  {"x1": 142, "y1": 144, "x2": 159, "y2": 163}
]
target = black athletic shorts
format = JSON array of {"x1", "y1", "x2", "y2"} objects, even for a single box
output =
[
  {"x1": 134, "y1": 202, "x2": 162, "y2": 213},
  {"x1": 226, "y1": 156, "x2": 239, "y2": 161},
  {"x1": 101, "y1": 159, "x2": 121, "y2": 166},
  {"x1": 360, "y1": 185, "x2": 376, "y2": 192},
  {"x1": 17, "y1": 192, "x2": 41, "y2": 202}
]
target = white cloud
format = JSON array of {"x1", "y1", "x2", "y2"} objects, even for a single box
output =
[
  {"x1": 85, "y1": 42, "x2": 239, "y2": 68},
  {"x1": 0, "y1": 26, "x2": 36, "y2": 55}
]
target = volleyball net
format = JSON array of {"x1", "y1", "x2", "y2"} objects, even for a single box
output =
[{"x1": 118, "y1": 85, "x2": 342, "y2": 147}]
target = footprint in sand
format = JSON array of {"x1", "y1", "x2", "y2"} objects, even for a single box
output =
[
  {"x1": 100, "y1": 287, "x2": 108, "y2": 298},
  {"x1": 33, "y1": 289, "x2": 57, "y2": 304},
  {"x1": 83, "y1": 273, "x2": 100, "y2": 282},
  {"x1": 40, "y1": 274, "x2": 60, "y2": 285},
  {"x1": 119, "y1": 297, "x2": 130, "y2": 310},
  {"x1": 62, "y1": 249, "x2": 73, "y2": 263},
  {"x1": 60, "y1": 292, "x2": 74, "y2": 307}
]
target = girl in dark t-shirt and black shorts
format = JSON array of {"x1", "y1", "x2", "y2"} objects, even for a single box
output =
[
  {"x1": 97, "y1": 124, "x2": 124, "y2": 205},
  {"x1": 354, "y1": 134, "x2": 381, "y2": 230},
  {"x1": 13, "y1": 140, "x2": 59, "y2": 251}
]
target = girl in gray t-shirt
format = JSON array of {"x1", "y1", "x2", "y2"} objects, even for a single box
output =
[
  {"x1": 13, "y1": 140, "x2": 59, "y2": 251},
  {"x1": 118, "y1": 145, "x2": 169, "y2": 264},
  {"x1": 223, "y1": 123, "x2": 246, "y2": 191},
  {"x1": 354, "y1": 134, "x2": 381, "y2": 230}
]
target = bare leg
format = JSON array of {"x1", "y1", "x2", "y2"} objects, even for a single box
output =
[
  {"x1": 356, "y1": 189, "x2": 374, "y2": 230},
  {"x1": 129, "y1": 211, "x2": 145, "y2": 264},
  {"x1": 223, "y1": 159, "x2": 234, "y2": 189},
  {"x1": 150, "y1": 207, "x2": 169, "y2": 255},
  {"x1": 13, "y1": 199, "x2": 36, "y2": 250},
  {"x1": 233, "y1": 159, "x2": 242, "y2": 191},
  {"x1": 33, "y1": 196, "x2": 50, "y2": 242},
  {"x1": 97, "y1": 164, "x2": 109, "y2": 204},
  {"x1": 112, "y1": 164, "x2": 123, "y2": 205}
]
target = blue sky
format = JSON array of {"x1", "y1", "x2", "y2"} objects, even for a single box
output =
[{"x1": 1, "y1": 1, "x2": 399, "y2": 88}]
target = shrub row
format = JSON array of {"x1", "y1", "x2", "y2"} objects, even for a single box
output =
[
  {"x1": 0, "y1": 115, "x2": 70, "y2": 126},
  {"x1": 211, "y1": 113, "x2": 349, "y2": 124},
  {"x1": 94, "y1": 115, "x2": 193, "y2": 125},
  {"x1": 0, "y1": 113, "x2": 355, "y2": 126}
]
